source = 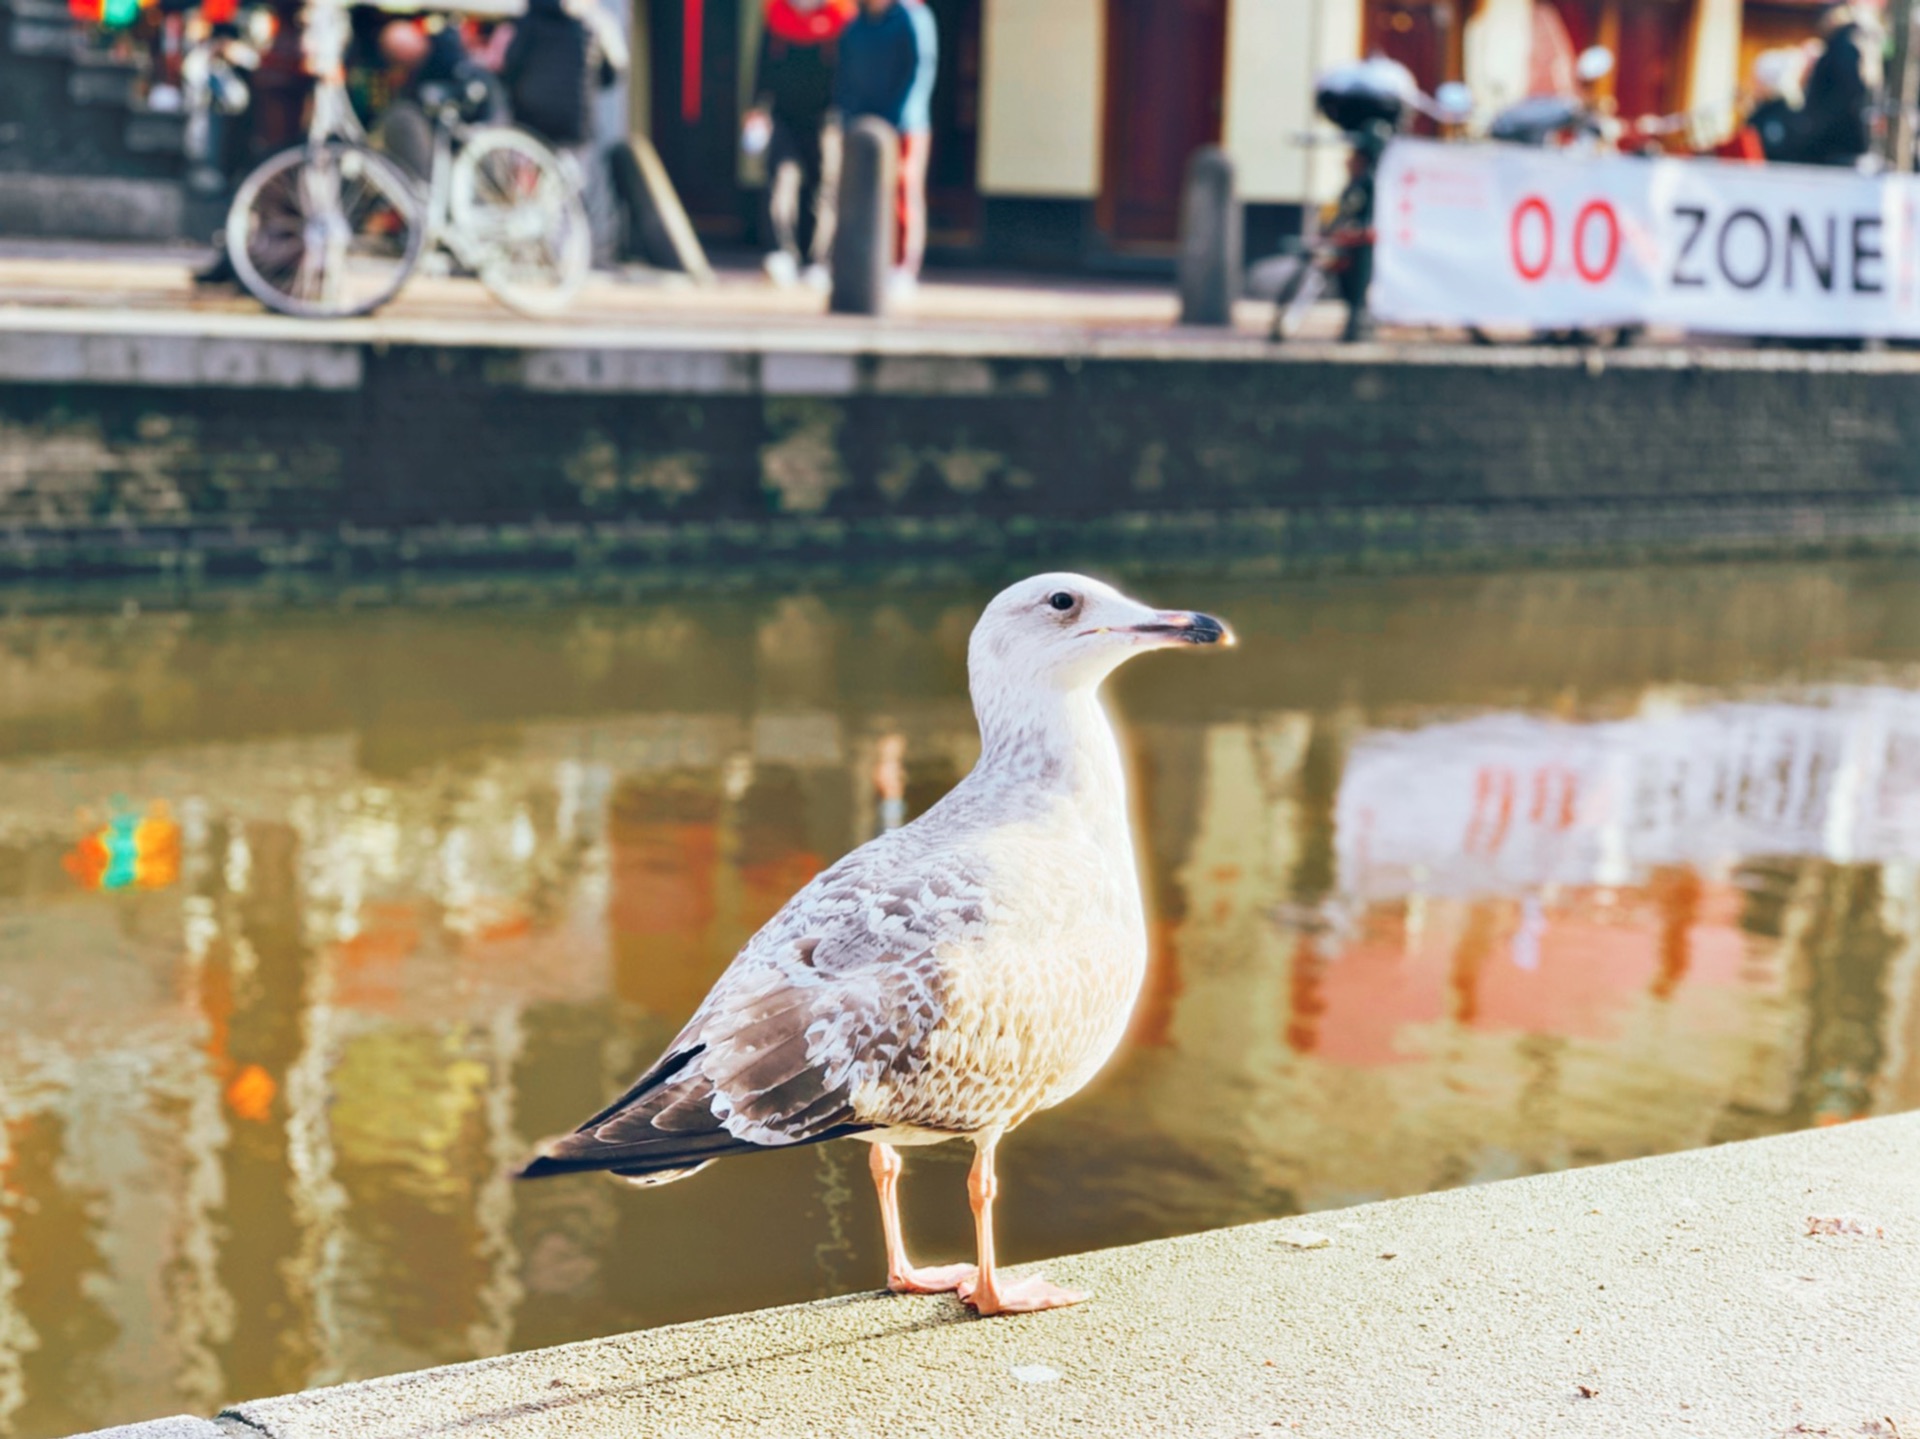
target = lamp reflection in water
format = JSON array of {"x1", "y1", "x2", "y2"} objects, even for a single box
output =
[{"x1": 63, "y1": 803, "x2": 182, "y2": 893}]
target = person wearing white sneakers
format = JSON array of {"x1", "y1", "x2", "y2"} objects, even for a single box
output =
[{"x1": 745, "y1": 0, "x2": 854, "y2": 287}]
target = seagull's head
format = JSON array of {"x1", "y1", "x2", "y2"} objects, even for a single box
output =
[{"x1": 969, "y1": 572, "x2": 1235, "y2": 695}]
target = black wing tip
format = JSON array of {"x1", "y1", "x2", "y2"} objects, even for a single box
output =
[
  {"x1": 515, "y1": 1152, "x2": 570, "y2": 1181},
  {"x1": 575, "y1": 1043, "x2": 707, "y2": 1134},
  {"x1": 513, "y1": 1122, "x2": 875, "y2": 1183},
  {"x1": 513, "y1": 1137, "x2": 625, "y2": 1180}
]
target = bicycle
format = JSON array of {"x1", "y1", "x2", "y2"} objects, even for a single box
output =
[
  {"x1": 225, "y1": 3, "x2": 590, "y2": 319},
  {"x1": 1268, "y1": 132, "x2": 1380, "y2": 343},
  {"x1": 1268, "y1": 62, "x2": 1470, "y2": 343}
]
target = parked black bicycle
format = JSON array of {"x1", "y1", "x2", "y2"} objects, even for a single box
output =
[{"x1": 1267, "y1": 60, "x2": 1470, "y2": 344}]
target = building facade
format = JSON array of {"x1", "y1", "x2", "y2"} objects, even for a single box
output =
[
  {"x1": 630, "y1": 0, "x2": 1362, "y2": 264},
  {"x1": 0, "y1": 0, "x2": 1840, "y2": 254},
  {"x1": 630, "y1": 0, "x2": 1833, "y2": 268}
]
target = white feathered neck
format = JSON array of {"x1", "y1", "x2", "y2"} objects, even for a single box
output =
[{"x1": 965, "y1": 659, "x2": 1133, "y2": 853}]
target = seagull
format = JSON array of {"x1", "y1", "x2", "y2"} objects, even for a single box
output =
[{"x1": 518, "y1": 573, "x2": 1233, "y2": 1315}]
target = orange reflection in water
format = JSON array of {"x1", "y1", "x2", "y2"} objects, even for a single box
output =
[
  {"x1": 225, "y1": 1064, "x2": 278, "y2": 1123},
  {"x1": 737, "y1": 765, "x2": 825, "y2": 935},
  {"x1": 610, "y1": 772, "x2": 722, "y2": 1012},
  {"x1": 333, "y1": 903, "x2": 426, "y2": 1013},
  {"x1": 1298, "y1": 878, "x2": 1752, "y2": 1066}
]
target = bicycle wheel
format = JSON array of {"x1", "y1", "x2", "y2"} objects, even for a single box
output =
[
  {"x1": 449, "y1": 128, "x2": 590, "y2": 317},
  {"x1": 227, "y1": 141, "x2": 424, "y2": 319},
  {"x1": 1271, "y1": 263, "x2": 1331, "y2": 343}
]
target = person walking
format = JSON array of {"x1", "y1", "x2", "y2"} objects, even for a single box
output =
[
  {"x1": 833, "y1": 0, "x2": 923, "y2": 290},
  {"x1": 1800, "y1": 5, "x2": 1879, "y2": 167},
  {"x1": 501, "y1": 0, "x2": 618, "y2": 259},
  {"x1": 896, "y1": 0, "x2": 937, "y2": 288},
  {"x1": 1746, "y1": 47, "x2": 1809, "y2": 162},
  {"x1": 367, "y1": 16, "x2": 497, "y2": 179},
  {"x1": 746, "y1": 0, "x2": 853, "y2": 287},
  {"x1": 501, "y1": 0, "x2": 612, "y2": 149}
]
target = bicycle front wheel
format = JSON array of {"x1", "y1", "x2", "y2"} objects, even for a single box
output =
[
  {"x1": 449, "y1": 128, "x2": 590, "y2": 317},
  {"x1": 1271, "y1": 263, "x2": 1331, "y2": 343},
  {"x1": 227, "y1": 140, "x2": 424, "y2": 318}
]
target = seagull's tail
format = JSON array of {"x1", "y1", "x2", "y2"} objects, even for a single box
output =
[
  {"x1": 513, "y1": 1041, "x2": 870, "y2": 1184},
  {"x1": 515, "y1": 1124, "x2": 861, "y2": 1184},
  {"x1": 516, "y1": 1136, "x2": 726, "y2": 1185}
]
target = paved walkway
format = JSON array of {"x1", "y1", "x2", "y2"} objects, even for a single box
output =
[
  {"x1": 0, "y1": 243, "x2": 1323, "y2": 347},
  {"x1": 74, "y1": 1112, "x2": 1920, "y2": 1439},
  {"x1": 0, "y1": 243, "x2": 1819, "y2": 371}
]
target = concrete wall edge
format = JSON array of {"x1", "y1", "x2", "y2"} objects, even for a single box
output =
[{"x1": 58, "y1": 1111, "x2": 1914, "y2": 1439}]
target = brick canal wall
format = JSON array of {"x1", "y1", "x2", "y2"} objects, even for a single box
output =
[{"x1": 3, "y1": 325, "x2": 1919, "y2": 578}]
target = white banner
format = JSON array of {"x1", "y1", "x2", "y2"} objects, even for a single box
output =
[
  {"x1": 1335, "y1": 687, "x2": 1920, "y2": 902},
  {"x1": 1373, "y1": 139, "x2": 1920, "y2": 337}
]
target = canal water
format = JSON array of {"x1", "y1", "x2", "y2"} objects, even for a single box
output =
[{"x1": 5, "y1": 557, "x2": 1920, "y2": 1437}]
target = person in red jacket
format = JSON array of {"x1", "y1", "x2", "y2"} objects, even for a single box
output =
[{"x1": 745, "y1": 0, "x2": 854, "y2": 287}]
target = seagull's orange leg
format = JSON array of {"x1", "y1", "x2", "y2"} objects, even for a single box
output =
[
  {"x1": 868, "y1": 1142, "x2": 975, "y2": 1295},
  {"x1": 958, "y1": 1134, "x2": 1087, "y2": 1316}
]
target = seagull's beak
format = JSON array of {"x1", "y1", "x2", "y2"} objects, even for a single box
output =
[{"x1": 1123, "y1": 611, "x2": 1236, "y2": 647}]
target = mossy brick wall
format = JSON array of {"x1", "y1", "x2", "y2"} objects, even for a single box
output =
[{"x1": 1, "y1": 344, "x2": 1917, "y2": 577}]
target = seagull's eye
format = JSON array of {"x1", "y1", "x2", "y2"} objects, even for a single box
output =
[{"x1": 1047, "y1": 591, "x2": 1077, "y2": 612}]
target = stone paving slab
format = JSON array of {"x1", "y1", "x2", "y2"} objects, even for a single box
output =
[
  {"x1": 214, "y1": 1113, "x2": 1920, "y2": 1439},
  {"x1": 4, "y1": 301, "x2": 1920, "y2": 398},
  {"x1": 66, "y1": 1419, "x2": 230, "y2": 1439}
]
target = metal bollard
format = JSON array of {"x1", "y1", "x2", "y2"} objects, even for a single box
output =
[
  {"x1": 1177, "y1": 147, "x2": 1241, "y2": 327},
  {"x1": 831, "y1": 116, "x2": 899, "y2": 317}
]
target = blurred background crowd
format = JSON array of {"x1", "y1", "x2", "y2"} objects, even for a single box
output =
[{"x1": 8, "y1": 0, "x2": 1910, "y2": 282}]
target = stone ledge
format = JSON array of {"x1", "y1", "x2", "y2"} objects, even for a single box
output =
[
  {"x1": 0, "y1": 176, "x2": 183, "y2": 242},
  {"x1": 7, "y1": 498, "x2": 1920, "y2": 586},
  {"x1": 172, "y1": 1114, "x2": 1920, "y2": 1439},
  {"x1": 0, "y1": 327, "x2": 361, "y2": 388},
  {"x1": 7, "y1": 303, "x2": 1920, "y2": 381},
  {"x1": 67, "y1": 1418, "x2": 231, "y2": 1439}
]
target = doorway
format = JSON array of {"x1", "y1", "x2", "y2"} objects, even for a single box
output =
[
  {"x1": 924, "y1": 0, "x2": 984, "y2": 247},
  {"x1": 649, "y1": 0, "x2": 745, "y2": 237},
  {"x1": 1547, "y1": 0, "x2": 1691, "y2": 124},
  {"x1": 1099, "y1": 0, "x2": 1228, "y2": 248},
  {"x1": 1611, "y1": 0, "x2": 1690, "y2": 123},
  {"x1": 1363, "y1": 0, "x2": 1461, "y2": 134}
]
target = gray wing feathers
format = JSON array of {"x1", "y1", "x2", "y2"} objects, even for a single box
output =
[
  {"x1": 518, "y1": 974, "x2": 873, "y2": 1178},
  {"x1": 520, "y1": 834, "x2": 982, "y2": 1182},
  {"x1": 695, "y1": 943, "x2": 948, "y2": 1143}
]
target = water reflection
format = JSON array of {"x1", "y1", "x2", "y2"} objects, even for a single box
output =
[{"x1": 3, "y1": 562, "x2": 1920, "y2": 1435}]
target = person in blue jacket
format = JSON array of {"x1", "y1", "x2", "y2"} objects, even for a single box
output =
[{"x1": 833, "y1": 0, "x2": 933, "y2": 291}]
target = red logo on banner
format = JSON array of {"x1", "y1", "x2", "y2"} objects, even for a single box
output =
[
  {"x1": 1573, "y1": 200, "x2": 1620, "y2": 283},
  {"x1": 1512, "y1": 196, "x2": 1552, "y2": 281},
  {"x1": 1511, "y1": 196, "x2": 1620, "y2": 284}
]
